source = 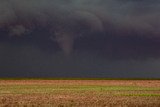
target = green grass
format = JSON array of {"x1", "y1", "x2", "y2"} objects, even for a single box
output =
[{"x1": 0, "y1": 85, "x2": 160, "y2": 96}]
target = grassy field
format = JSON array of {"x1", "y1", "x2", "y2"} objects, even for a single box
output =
[{"x1": 0, "y1": 80, "x2": 160, "y2": 107}]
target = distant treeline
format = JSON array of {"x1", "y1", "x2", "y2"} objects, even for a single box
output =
[{"x1": 0, "y1": 78, "x2": 159, "y2": 80}]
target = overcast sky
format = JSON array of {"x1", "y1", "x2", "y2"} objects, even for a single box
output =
[{"x1": 0, "y1": 0, "x2": 160, "y2": 78}]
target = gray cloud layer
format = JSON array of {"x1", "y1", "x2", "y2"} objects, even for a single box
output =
[
  {"x1": 0, "y1": 0, "x2": 160, "y2": 55},
  {"x1": 0, "y1": 42, "x2": 160, "y2": 78}
]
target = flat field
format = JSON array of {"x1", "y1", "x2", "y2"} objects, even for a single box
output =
[{"x1": 0, "y1": 80, "x2": 160, "y2": 107}]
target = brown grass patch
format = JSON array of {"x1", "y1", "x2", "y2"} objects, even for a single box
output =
[{"x1": 0, "y1": 80, "x2": 160, "y2": 107}]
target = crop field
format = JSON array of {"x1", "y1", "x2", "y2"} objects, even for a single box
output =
[{"x1": 0, "y1": 80, "x2": 160, "y2": 107}]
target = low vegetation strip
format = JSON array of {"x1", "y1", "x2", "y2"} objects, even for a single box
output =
[
  {"x1": 0, "y1": 78, "x2": 160, "y2": 80},
  {"x1": 0, "y1": 85, "x2": 160, "y2": 94}
]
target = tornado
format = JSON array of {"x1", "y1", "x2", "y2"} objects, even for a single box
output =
[
  {"x1": 54, "y1": 30, "x2": 74, "y2": 56},
  {"x1": 50, "y1": 10, "x2": 104, "y2": 56}
]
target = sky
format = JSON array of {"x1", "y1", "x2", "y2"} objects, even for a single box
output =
[{"x1": 0, "y1": 0, "x2": 160, "y2": 78}]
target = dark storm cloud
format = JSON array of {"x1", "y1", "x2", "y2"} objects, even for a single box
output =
[
  {"x1": 0, "y1": 0, "x2": 160, "y2": 78},
  {"x1": 0, "y1": 0, "x2": 160, "y2": 55}
]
